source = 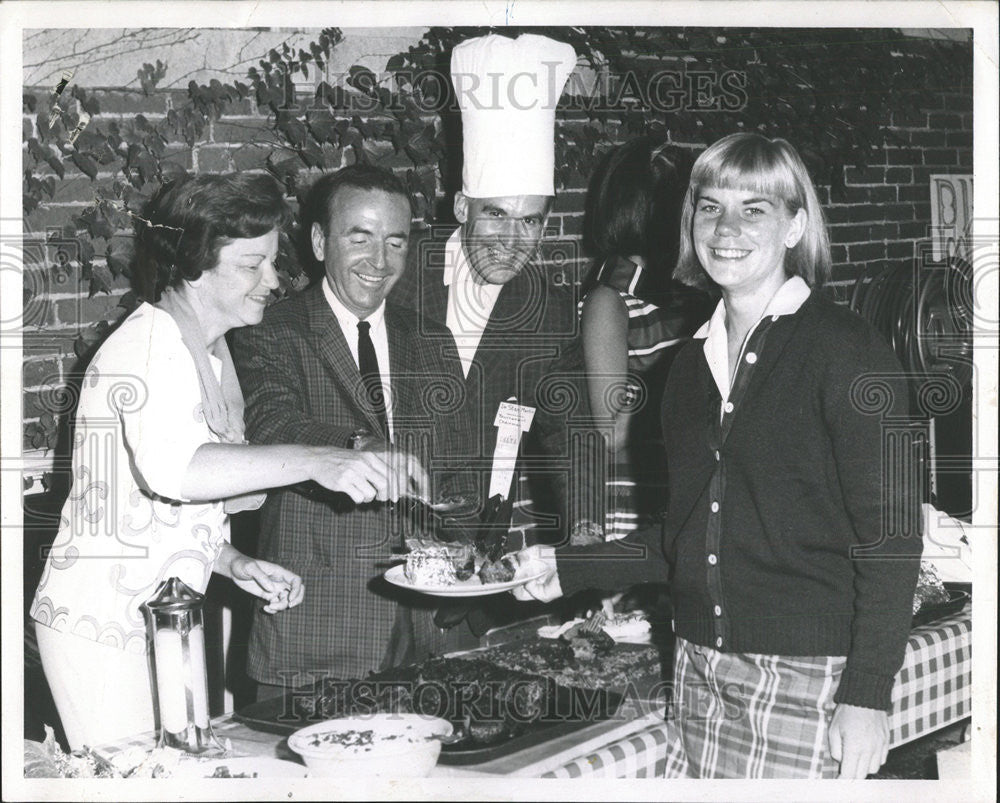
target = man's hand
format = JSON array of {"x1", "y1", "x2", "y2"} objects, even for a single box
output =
[
  {"x1": 511, "y1": 545, "x2": 563, "y2": 602},
  {"x1": 229, "y1": 555, "x2": 305, "y2": 614},
  {"x1": 828, "y1": 703, "x2": 889, "y2": 779}
]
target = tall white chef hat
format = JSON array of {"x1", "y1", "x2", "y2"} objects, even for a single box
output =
[{"x1": 451, "y1": 33, "x2": 577, "y2": 198}]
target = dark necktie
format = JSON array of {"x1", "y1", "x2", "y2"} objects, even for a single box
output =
[{"x1": 357, "y1": 320, "x2": 389, "y2": 439}]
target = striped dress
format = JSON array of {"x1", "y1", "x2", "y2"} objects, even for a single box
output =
[{"x1": 580, "y1": 256, "x2": 698, "y2": 540}]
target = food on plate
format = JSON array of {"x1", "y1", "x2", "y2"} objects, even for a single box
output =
[
  {"x1": 478, "y1": 555, "x2": 517, "y2": 585},
  {"x1": 912, "y1": 561, "x2": 952, "y2": 614},
  {"x1": 402, "y1": 539, "x2": 522, "y2": 587},
  {"x1": 405, "y1": 545, "x2": 458, "y2": 586},
  {"x1": 448, "y1": 544, "x2": 477, "y2": 580}
]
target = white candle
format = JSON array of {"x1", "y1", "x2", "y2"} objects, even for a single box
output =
[
  {"x1": 187, "y1": 624, "x2": 210, "y2": 729},
  {"x1": 153, "y1": 629, "x2": 186, "y2": 734}
]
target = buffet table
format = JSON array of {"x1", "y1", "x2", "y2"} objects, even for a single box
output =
[{"x1": 93, "y1": 603, "x2": 971, "y2": 779}]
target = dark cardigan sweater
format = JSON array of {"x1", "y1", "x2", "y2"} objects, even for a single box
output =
[{"x1": 556, "y1": 292, "x2": 922, "y2": 710}]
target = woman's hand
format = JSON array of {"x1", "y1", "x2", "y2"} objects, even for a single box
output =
[
  {"x1": 511, "y1": 545, "x2": 563, "y2": 602},
  {"x1": 828, "y1": 703, "x2": 889, "y2": 779},
  {"x1": 309, "y1": 446, "x2": 429, "y2": 504},
  {"x1": 179, "y1": 442, "x2": 428, "y2": 505},
  {"x1": 229, "y1": 554, "x2": 305, "y2": 614}
]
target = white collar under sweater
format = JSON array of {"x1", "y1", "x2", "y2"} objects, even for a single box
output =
[{"x1": 694, "y1": 274, "x2": 811, "y2": 403}]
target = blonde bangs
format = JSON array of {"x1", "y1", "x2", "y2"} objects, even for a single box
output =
[{"x1": 691, "y1": 139, "x2": 804, "y2": 212}]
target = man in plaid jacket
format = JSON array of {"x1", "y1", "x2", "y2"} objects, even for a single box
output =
[{"x1": 233, "y1": 164, "x2": 473, "y2": 691}]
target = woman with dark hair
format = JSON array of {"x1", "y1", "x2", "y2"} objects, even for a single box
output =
[
  {"x1": 578, "y1": 137, "x2": 706, "y2": 539},
  {"x1": 29, "y1": 173, "x2": 427, "y2": 749},
  {"x1": 517, "y1": 134, "x2": 921, "y2": 778}
]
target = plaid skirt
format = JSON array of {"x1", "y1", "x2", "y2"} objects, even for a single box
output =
[{"x1": 662, "y1": 636, "x2": 846, "y2": 779}]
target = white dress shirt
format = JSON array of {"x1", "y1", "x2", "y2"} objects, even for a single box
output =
[
  {"x1": 443, "y1": 228, "x2": 504, "y2": 378},
  {"x1": 322, "y1": 277, "x2": 394, "y2": 439}
]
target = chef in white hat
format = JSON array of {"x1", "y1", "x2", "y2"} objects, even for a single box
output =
[
  {"x1": 446, "y1": 32, "x2": 578, "y2": 374},
  {"x1": 390, "y1": 32, "x2": 601, "y2": 652}
]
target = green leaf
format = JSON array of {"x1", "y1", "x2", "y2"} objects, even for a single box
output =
[
  {"x1": 27, "y1": 137, "x2": 48, "y2": 163},
  {"x1": 107, "y1": 252, "x2": 130, "y2": 278},
  {"x1": 298, "y1": 141, "x2": 325, "y2": 169},
  {"x1": 351, "y1": 115, "x2": 373, "y2": 140},
  {"x1": 71, "y1": 152, "x2": 99, "y2": 181},
  {"x1": 347, "y1": 65, "x2": 377, "y2": 96},
  {"x1": 279, "y1": 115, "x2": 308, "y2": 147},
  {"x1": 158, "y1": 161, "x2": 188, "y2": 184},
  {"x1": 306, "y1": 111, "x2": 337, "y2": 144},
  {"x1": 88, "y1": 264, "x2": 112, "y2": 297},
  {"x1": 29, "y1": 425, "x2": 46, "y2": 450}
]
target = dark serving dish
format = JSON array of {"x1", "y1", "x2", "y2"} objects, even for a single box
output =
[{"x1": 912, "y1": 588, "x2": 970, "y2": 628}]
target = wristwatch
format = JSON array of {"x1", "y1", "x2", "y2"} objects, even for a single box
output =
[{"x1": 347, "y1": 428, "x2": 370, "y2": 450}]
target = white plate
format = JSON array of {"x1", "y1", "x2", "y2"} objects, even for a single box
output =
[
  {"x1": 171, "y1": 756, "x2": 308, "y2": 779},
  {"x1": 384, "y1": 563, "x2": 547, "y2": 597}
]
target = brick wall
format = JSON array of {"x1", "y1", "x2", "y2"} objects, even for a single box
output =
[{"x1": 19, "y1": 36, "x2": 974, "y2": 484}]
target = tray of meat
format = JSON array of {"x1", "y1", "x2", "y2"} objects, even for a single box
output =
[{"x1": 234, "y1": 656, "x2": 624, "y2": 765}]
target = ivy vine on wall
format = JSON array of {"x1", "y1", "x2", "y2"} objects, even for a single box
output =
[
  {"x1": 21, "y1": 26, "x2": 970, "y2": 458},
  {"x1": 22, "y1": 26, "x2": 970, "y2": 292}
]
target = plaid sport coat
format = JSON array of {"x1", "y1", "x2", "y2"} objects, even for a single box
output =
[
  {"x1": 232, "y1": 283, "x2": 471, "y2": 682},
  {"x1": 389, "y1": 226, "x2": 603, "y2": 546}
]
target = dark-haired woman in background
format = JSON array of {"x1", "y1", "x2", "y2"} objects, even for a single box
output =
[
  {"x1": 30, "y1": 173, "x2": 427, "y2": 749},
  {"x1": 579, "y1": 138, "x2": 708, "y2": 540}
]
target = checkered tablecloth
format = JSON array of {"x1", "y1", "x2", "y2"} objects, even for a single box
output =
[{"x1": 543, "y1": 604, "x2": 972, "y2": 779}]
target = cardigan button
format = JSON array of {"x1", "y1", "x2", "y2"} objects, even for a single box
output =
[
  {"x1": 707, "y1": 553, "x2": 718, "y2": 565},
  {"x1": 724, "y1": 401, "x2": 734, "y2": 414},
  {"x1": 714, "y1": 450, "x2": 720, "y2": 461},
  {"x1": 745, "y1": 352, "x2": 757, "y2": 364},
  {"x1": 714, "y1": 605, "x2": 722, "y2": 616},
  {"x1": 716, "y1": 636, "x2": 723, "y2": 648},
  {"x1": 710, "y1": 501, "x2": 720, "y2": 513}
]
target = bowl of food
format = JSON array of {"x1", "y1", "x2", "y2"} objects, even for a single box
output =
[{"x1": 286, "y1": 714, "x2": 453, "y2": 777}]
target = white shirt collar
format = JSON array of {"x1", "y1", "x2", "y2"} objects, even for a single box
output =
[
  {"x1": 443, "y1": 227, "x2": 465, "y2": 287},
  {"x1": 694, "y1": 275, "x2": 811, "y2": 340},
  {"x1": 321, "y1": 275, "x2": 394, "y2": 438},
  {"x1": 443, "y1": 227, "x2": 504, "y2": 377},
  {"x1": 322, "y1": 275, "x2": 387, "y2": 333},
  {"x1": 694, "y1": 275, "x2": 811, "y2": 402}
]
